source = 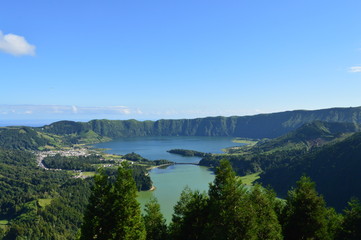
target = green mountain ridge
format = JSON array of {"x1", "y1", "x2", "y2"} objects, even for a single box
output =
[{"x1": 41, "y1": 106, "x2": 361, "y2": 140}]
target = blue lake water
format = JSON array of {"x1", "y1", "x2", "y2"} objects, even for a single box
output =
[
  {"x1": 94, "y1": 136, "x2": 241, "y2": 222},
  {"x1": 94, "y1": 136, "x2": 240, "y2": 163}
]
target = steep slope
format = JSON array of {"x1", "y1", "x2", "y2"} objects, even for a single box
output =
[
  {"x1": 259, "y1": 132, "x2": 361, "y2": 210},
  {"x1": 42, "y1": 106, "x2": 361, "y2": 139},
  {"x1": 249, "y1": 121, "x2": 360, "y2": 152},
  {"x1": 199, "y1": 121, "x2": 359, "y2": 174},
  {"x1": 0, "y1": 127, "x2": 65, "y2": 150}
]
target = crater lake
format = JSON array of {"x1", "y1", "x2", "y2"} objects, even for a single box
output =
[{"x1": 94, "y1": 136, "x2": 241, "y2": 221}]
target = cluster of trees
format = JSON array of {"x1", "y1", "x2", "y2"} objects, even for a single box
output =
[
  {"x1": 200, "y1": 121, "x2": 359, "y2": 176},
  {"x1": 80, "y1": 160, "x2": 361, "y2": 240},
  {"x1": 41, "y1": 153, "x2": 153, "y2": 191},
  {"x1": 123, "y1": 152, "x2": 148, "y2": 162},
  {"x1": 130, "y1": 165, "x2": 153, "y2": 191},
  {"x1": 0, "y1": 148, "x2": 93, "y2": 239},
  {"x1": 80, "y1": 163, "x2": 146, "y2": 239},
  {"x1": 42, "y1": 154, "x2": 111, "y2": 171},
  {"x1": 200, "y1": 122, "x2": 361, "y2": 210},
  {"x1": 260, "y1": 131, "x2": 361, "y2": 210},
  {"x1": 0, "y1": 149, "x2": 70, "y2": 220},
  {"x1": 0, "y1": 127, "x2": 50, "y2": 150},
  {"x1": 167, "y1": 149, "x2": 209, "y2": 157},
  {"x1": 122, "y1": 152, "x2": 173, "y2": 166},
  {"x1": 0, "y1": 149, "x2": 151, "y2": 239}
]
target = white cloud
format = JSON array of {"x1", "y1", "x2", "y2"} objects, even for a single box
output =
[
  {"x1": 79, "y1": 106, "x2": 133, "y2": 114},
  {"x1": 0, "y1": 31, "x2": 36, "y2": 56},
  {"x1": 349, "y1": 66, "x2": 361, "y2": 73},
  {"x1": 72, "y1": 105, "x2": 78, "y2": 114},
  {"x1": 0, "y1": 105, "x2": 139, "y2": 116}
]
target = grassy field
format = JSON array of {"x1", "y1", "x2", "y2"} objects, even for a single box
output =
[
  {"x1": 81, "y1": 171, "x2": 96, "y2": 177},
  {"x1": 0, "y1": 219, "x2": 9, "y2": 230},
  {"x1": 38, "y1": 198, "x2": 53, "y2": 208},
  {"x1": 232, "y1": 138, "x2": 258, "y2": 145},
  {"x1": 0, "y1": 220, "x2": 9, "y2": 225},
  {"x1": 238, "y1": 172, "x2": 261, "y2": 185},
  {"x1": 222, "y1": 138, "x2": 259, "y2": 153},
  {"x1": 102, "y1": 153, "x2": 123, "y2": 160}
]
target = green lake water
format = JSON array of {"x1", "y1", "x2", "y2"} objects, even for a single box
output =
[{"x1": 94, "y1": 136, "x2": 241, "y2": 222}]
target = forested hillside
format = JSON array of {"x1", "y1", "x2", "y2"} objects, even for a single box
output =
[
  {"x1": 259, "y1": 132, "x2": 361, "y2": 210},
  {"x1": 199, "y1": 121, "x2": 361, "y2": 210},
  {"x1": 42, "y1": 106, "x2": 361, "y2": 140},
  {"x1": 0, "y1": 127, "x2": 65, "y2": 150},
  {"x1": 0, "y1": 148, "x2": 92, "y2": 239},
  {"x1": 200, "y1": 121, "x2": 359, "y2": 174}
]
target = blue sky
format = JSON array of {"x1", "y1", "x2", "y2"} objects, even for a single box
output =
[{"x1": 1, "y1": 0, "x2": 361, "y2": 124}]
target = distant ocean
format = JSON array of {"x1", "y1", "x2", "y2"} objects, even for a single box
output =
[
  {"x1": 0, "y1": 118, "x2": 157, "y2": 127},
  {"x1": 0, "y1": 120, "x2": 58, "y2": 127}
]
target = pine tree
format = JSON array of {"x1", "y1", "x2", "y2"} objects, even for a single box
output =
[
  {"x1": 282, "y1": 176, "x2": 330, "y2": 240},
  {"x1": 108, "y1": 164, "x2": 146, "y2": 240},
  {"x1": 80, "y1": 164, "x2": 146, "y2": 240},
  {"x1": 143, "y1": 198, "x2": 168, "y2": 240},
  {"x1": 248, "y1": 185, "x2": 283, "y2": 240},
  {"x1": 338, "y1": 198, "x2": 361, "y2": 240},
  {"x1": 80, "y1": 168, "x2": 112, "y2": 240},
  {"x1": 207, "y1": 160, "x2": 256, "y2": 240},
  {"x1": 170, "y1": 187, "x2": 208, "y2": 240},
  {"x1": 325, "y1": 207, "x2": 342, "y2": 240}
]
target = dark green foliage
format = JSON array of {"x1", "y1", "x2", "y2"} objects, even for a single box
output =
[
  {"x1": 326, "y1": 208, "x2": 343, "y2": 240},
  {"x1": 262, "y1": 121, "x2": 359, "y2": 150},
  {"x1": 199, "y1": 121, "x2": 361, "y2": 211},
  {"x1": 41, "y1": 120, "x2": 85, "y2": 135},
  {"x1": 80, "y1": 164, "x2": 146, "y2": 240},
  {"x1": 143, "y1": 198, "x2": 168, "y2": 240},
  {"x1": 153, "y1": 159, "x2": 173, "y2": 165},
  {"x1": 248, "y1": 185, "x2": 283, "y2": 240},
  {"x1": 131, "y1": 165, "x2": 153, "y2": 191},
  {"x1": 338, "y1": 198, "x2": 361, "y2": 240},
  {"x1": 0, "y1": 147, "x2": 92, "y2": 239},
  {"x1": 42, "y1": 154, "x2": 106, "y2": 171},
  {"x1": 2, "y1": 146, "x2": 360, "y2": 240},
  {"x1": 0, "y1": 149, "x2": 68, "y2": 219},
  {"x1": 282, "y1": 176, "x2": 330, "y2": 240},
  {"x1": 123, "y1": 152, "x2": 173, "y2": 167},
  {"x1": 123, "y1": 152, "x2": 148, "y2": 161},
  {"x1": 5, "y1": 112, "x2": 361, "y2": 239},
  {"x1": 111, "y1": 165, "x2": 146, "y2": 239},
  {"x1": 80, "y1": 169, "x2": 112, "y2": 240},
  {"x1": 41, "y1": 154, "x2": 153, "y2": 191},
  {"x1": 260, "y1": 132, "x2": 361, "y2": 210},
  {"x1": 200, "y1": 121, "x2": 359, "y2": 176},
  {"x1": 207, "y1": 160, "x2": 256, "y2": 240},
  {"x1": 170, "y1": 187, "x2": 209, "y2": 240},
  {"x1": 170, "y1": 161, "x2": 283, "y2": 240},
  {"x1": 43, "y1": 106, "x2": 361, "y2": 140},
  {"x1": 167, "y1": 149, "x2": 209, "y2": 157},
  {"x1": 0, "y1": 127, "x2": 50, "y2": 150}
]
